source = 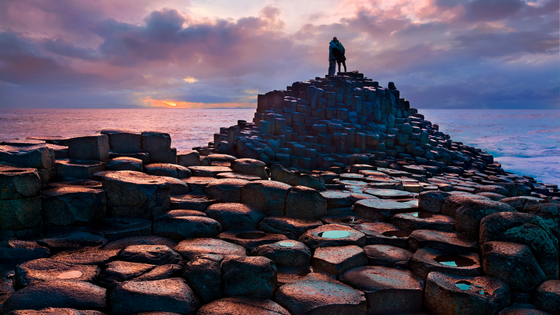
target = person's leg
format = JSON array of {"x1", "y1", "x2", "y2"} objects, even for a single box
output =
[
  {"x1": 328, "y1": 59, "x2": 336, "y2": 76},
  {"x1": 337, "y1": 61, "x2": 341, "y2": 73},
  {"x1": 343, "y1": 61, "x2": 347, "y2": 73}
]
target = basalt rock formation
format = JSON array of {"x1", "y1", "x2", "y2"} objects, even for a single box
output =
[{"x1": 0, "y1": 71, "x2": 559, "y2": 315}]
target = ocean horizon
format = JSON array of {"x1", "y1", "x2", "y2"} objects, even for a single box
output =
[{"x1": 1, "y1": 108, "x2": 558, "y2": 186}]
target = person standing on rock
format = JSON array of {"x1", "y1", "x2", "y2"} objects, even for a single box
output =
[
  {"x1": 328, "y1": 37, "x2": 338, "y2": 76},
  {"x1": 332, "y1": 37, "x2": 347, "y2": 74}
]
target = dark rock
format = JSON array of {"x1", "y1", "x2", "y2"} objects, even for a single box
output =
[
  {"x1": 99, "y1": 129, "x2": 141, "y2": 153},
  {"x1": 1, "y1": 281, "x2": 106, "y2": 312},
  {"x1": 204, "y1": 179, "x2": 248, "y2": 203},
  {"x1": 100, "y1": 171, "x2": 170, "y2": 219},
  {"x1": 251, "y1": 240, "x2": 311, "y2": 267},
  {"x1": 241, "y1": 180, "x2": 291, "y2": 216},
  {"x1": 68, "y1": 135, "x2": 109, "y2": 162},
  {"x1": 391, "y1": 211, "x2": 455, "y2": 232},
  {"x1": 408, "y1": 229, "x2": 478, "y2": 253},
  {"x1": 298, "y1": 224, "x2": 366, "y2": 249},
  {"x1": 86, "y1": 217, "x2": 152, "y2": 241},
  {"x1": 500, "y1": 196, "x2": 543, "y2": 212},
  {"x1": 0, "y1": 166, "x2": 41, "y2": 200},
  {"x1": 353, "y1": 222, "x2": 409, "y2": 248},
  {"x1": 118, "y1": 245, "x2": 182, "y2": 265},
  {"x1": 341, "y1": 266, "x2": 424, "y2": 315},
  {"x1": 102, "y1": 261, "x2": 155, "y2": 284},
  {"x1": 479, "y1": 212, "x2": 559, "y2": 280},
  {"x1": 419, "y1": 190, "x2": 452, "y2": 213},
  {"x1": 170, "y1": 193, "x2": 215, "y2": 211},
  {"x1": 110, "y1": 278, "x2": 198, "y2": 315},
  {"x1": 141, "y1": 132, "x2": 173, "y2": 164},
  {"x1": 158, "y1": 177, "x2": 190, "y2": 196},
  {"x1": 231, "y1": 158, "x2": 267, "y2": 179},
  {"x1": 532, "y1": 280, "x2": 560, "y2": 314},
  {"x1": 320, "y1": 190, "x2": 354, "y2": 208},
  {"x1": 106, "y1": 157, "x2": 143, "y2": 172},
  {"x1": 410, "y1": 247, "x2": 482, "y2": 279},
  {"x1": 50, "y1": 247, "x2": 120, "y2": 265},
  {"x1": 482, "y1": 241, "x2": 547, "y2": 292},
  {"x1": 144, "y1": 163, "x2": 191, "y2": 179},
  {"x1": 0, "y1": 196, "x2": 42, "y2": 231},
  {"x1": 183, "y1": 254, "x2": 223, "y2": 304},
  {"x1": 454, "y1": 198, "x2": 516, "y2": 239},
  {"x1": 274, "y1": 280, "x2": 366, "y2": 315},
  {"x1": 42, "y1": 187, "x2": 106, "y2": 226},
  {"x1": 0, "y1": 144, "x2": 55, "y2": 169},
  {"x1": 15, "y1": 258, "x2": 99, "y2": 288},
  {"x1": 424, "y1": 272, "x2": 511, "y2": 315},
  {"x1": 197, "y1": 297, "x2": 290, "y2": 315},
  {"x1": 205, "y1": 203, "x2": 265, "y2": 231},
  {"x1": 132, "y1": 263, "x2": 183, "y2": 281},
  {"x1": 258, "y1": 217, "x2": 323, "y2": 239},
  {"x1": 287, "y1": 174, "x2": 326, "y2": 191},
  {"x1": 103, "y1": 235, "x2": 177, "y2": 250},
  {"x1": 0, "y1": 240, "x2": 50, "y2": 265},
  {"x1": 222, "y1": 256, "x2": 277, "y2": 299},
  {"x1": 188, "y1": 166, "x2": 233, "y2": 177},
  {"x1": 217, "y1": 231, "x2": 287, "y2": 251},
  {"x1": 311, "y1": 245, "x2": 367, "y2": 276},
  {"x1": 477, "y1": 192, "x2": 506, "y2": 201},
  {"x1": 175, "y1": 238, "x2": 246, "y2": 260},
  {"x1": 498, "y1": 303, "x2": 552, "y2": 315},
  {"x1": 153, "y1": 213, "x2": 222, "y2": 242},
  {"x1": 38, "y1": 232, "x2": 107, "y2": 251},
  {"x1": 55, "y1": 159, "x2": 106, "y2": 180},
  {"x1": 177, "y1": 150, "x2": 200, "y2": 167},
  {"x1": 363, "y1": 245, "x2": 413, "y2": 269},
  {"x1": 285, "y1": 186, "x2": 328, "y2": 220},
  {"x1": 353, "y1": 198, "x2": 417, "y2": 222}
]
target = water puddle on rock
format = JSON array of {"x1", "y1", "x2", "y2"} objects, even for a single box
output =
[
  {"x1": 278, "y1": 241, "x2": 296, "y2": 248},
  {"x1": 435, "y1": 255, "x2": 476, "y2": 267},
  {"x1": 57, "y1": 270, "x2": 83, "y2": 279},
  {"x1": 454, "y1": 281, "x2": 488, "y2": 295},
  {"x1": 319, "y1": 230, "x2": 350, "y2": 239}
]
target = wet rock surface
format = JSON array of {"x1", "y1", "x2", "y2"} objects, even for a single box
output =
[{"x1": 2, "y1": 72, "x2": 559, "y2": 314}]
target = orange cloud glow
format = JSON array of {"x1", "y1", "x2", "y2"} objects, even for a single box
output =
[{"x1": 144, "y1": 98, "x2": 254, "y2": 109}]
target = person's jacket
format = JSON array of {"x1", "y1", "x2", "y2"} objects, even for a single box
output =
[{"x1": 329, "y1": 40, "x2": 337, "y2": 60}]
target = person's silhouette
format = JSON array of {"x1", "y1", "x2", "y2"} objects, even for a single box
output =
[{"x1": 329, "y1": 37, "x2": 346, "y2": 75}]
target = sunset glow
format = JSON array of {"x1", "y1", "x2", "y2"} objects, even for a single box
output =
[{"x1": 145, "y1": 98, "x2": 252, "y2": 109}]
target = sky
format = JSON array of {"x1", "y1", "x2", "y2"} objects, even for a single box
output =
[{"x1": 0, "y1": 0, "x2": 558, "y2": 109}]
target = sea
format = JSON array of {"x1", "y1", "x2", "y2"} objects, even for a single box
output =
[{"x1": 0, "y1": 108, "x2": 558, "y2": 186}]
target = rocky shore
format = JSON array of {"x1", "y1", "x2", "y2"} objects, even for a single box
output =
[{"x1": 0, "y1": 71, "x2": 559, "y2": 315}]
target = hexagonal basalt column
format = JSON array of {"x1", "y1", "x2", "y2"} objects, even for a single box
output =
[
  {"x1": 274, "y1": 280, "x2": 367, "y2": 315},
  {"x1": 311, "y1": 245, "x2": 367, "y2": 276},
  {"x1": 354, "y1": 198, "x2": 417, "y2": 222},
  {"x1": 299, "y1": 224, "x2": 366, "y2": 249},
  {"x1": 341, "y1": 266, "x2": 424, "y2": 315},
  {"x1": 410, "y1": 248, "x2": 482, "y2": 279},
  {"x1": 424, "y1": 272, "x2": 511, "y2": 315},
  {"x1": 42, "y1": 186, "x2": 106, "y2": 226},
  {"x1": 100, "y1": 171, "x2": 170, "y2": 219}
]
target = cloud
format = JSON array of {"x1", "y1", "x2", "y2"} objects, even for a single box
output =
[{"x1": 0, "y1": 0, "x2": 557, "y2": 109}]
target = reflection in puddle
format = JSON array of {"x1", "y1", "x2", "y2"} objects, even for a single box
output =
[
  {"x1": 278, "y1": 241, "x2": 296, "y2": 248},
  {"x1": 454, "y1": 281, "x2": 488, "y2": 295},
  {"x1": 57, "y1": 270, "x2": 83, "y2": 279},
  {"x1": 319, "y1": 230, "x2": 350, "y2": 239},
  {"x1": 455, "y1": 280, "x2": 471, "y2": 290}
]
